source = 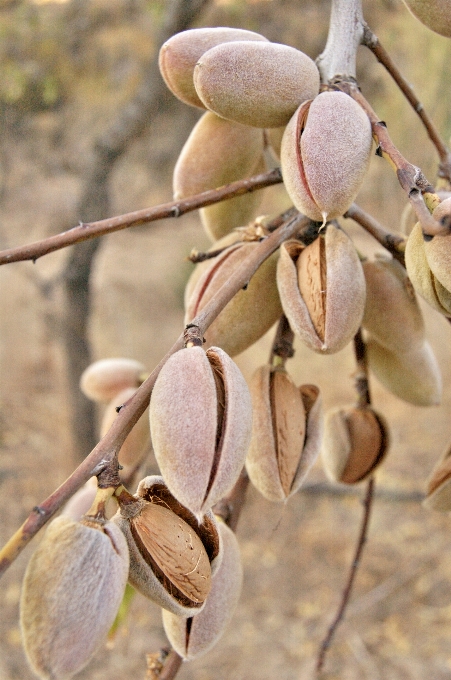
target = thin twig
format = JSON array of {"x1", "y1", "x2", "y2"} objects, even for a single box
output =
[
  {"x1": 331, "y1": 81, "x2": 451, "y2": 238},
  {"x1": 157, "y1": 650, "x2": 183, "y2": 680},
  {"x1": 0, "y1": 168, "x2": 283, "y2": 266},
  {"x1": 362, "y1": 25, "x2": 451, "y2": 182},
  {"x1": 316, "y1": 330, "x2": 375, "y2": 674},
  {"x1": 0, "y1": 211, "x2": 309, "y2": 578},
  {"x1": 344, "y1": 203, "x2": 406, "y2": 264},
  {"x1": 316, "y1": 477, "x2": 375, "y2": 675}
]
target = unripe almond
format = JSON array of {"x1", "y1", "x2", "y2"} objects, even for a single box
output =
[
  {"x1": 366, "y1": 338, "x2": 442, "y2": 406},
  {"x1": 162, "y1": 519, "x2": 242, "y2": 660},
  {"x1": 159, "y1": 28, "x2": 268, "y2": 109},
  {"x1": 405, "y1": 222, "x2": 451, "y2": 316},
  {"x1": 100, "y1": 387, "x2": 151, "y2": 472},
  {"x1": 422, "y1": 200, "x2": 451, "y2": 292},
  {"x1": 79, "y1": 357, "x2": 146, "y2": 403},
  {"x1": 149, "y1": 346, "x2": 252, "y2": 517},
  {"x1": 424, "y1": 443, "x2": 451, "y2": 511},
  {"x1": 322, "y1": 406, "x2": 388, "y2": 484},
  {"x1": 246, "y1": 366, "x2": 322, "y2": 502},
  {"x1": 200, "y1": 154, "x2": 266, "y2": 241},
  {"x1": 185, "y1": 240, "x2": 282, "y2": 357},
  {"x1": 113, "y1": 477, "x2": 221, "y2": 616},
  {"x1": 281, "y1": 91, "x2": 372, "y2": 222},
  {"x1": 401, "y1": 0, "x2": 451, "y2": 37},
  {"x1": 194, "y1": 41, "x2": 320, "y2": 128},
  {"x1": 20, "y1": 516, "x2": 129, "y2": 680},
  {"x1": 276, "y1": 226, "x2": 366, "y2": 354},
  {"x1": 362, "y1": 256, "x2": 425, "y2": 353},
  {"x1": 173, "y1": 111, "x2": 264, "y2": 241}
]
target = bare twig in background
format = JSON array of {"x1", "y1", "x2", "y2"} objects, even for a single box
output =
[
  {"x1": 316, "y1": 330, "x2": 375, "y2": 674},
  {"x1": 316, "y1": 477, "x2": 375, "y2": 675}
]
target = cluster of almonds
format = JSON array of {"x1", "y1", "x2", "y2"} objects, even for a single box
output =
[{"x1": 18, "y1": 22, "x2": 451, "y2": 680}]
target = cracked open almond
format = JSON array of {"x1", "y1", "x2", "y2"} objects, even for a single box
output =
[
  {"x1": 149, "y1": 346, "x2": 252, "y2": 517},
  {"x1": 113, "y1": 476, "x2": 221, "y2": 616},
  {"x1": 162, "y1": 519, "x2": 242, "y2": 660},
  {"x1": 322, "y1": 406, "x2": 389, "y2": 484},
  {"x1": 281, "y1": 91, "x2": 372, "y2": 222},
  {"x1": 246, "y1": 365, "x2": 322, "y2": 502},
  {"x1": 277, "y1": 226, "x2": 366, "y2": 353}
]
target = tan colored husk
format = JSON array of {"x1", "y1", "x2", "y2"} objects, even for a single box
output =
[
  {"x1": 402, "y1": 0, "x2": 451, "y2": 37},
  {"x1": 423, "y1": 444, "x2": 451, "y2": 511},
  {"x1": 424, "y1": 207, "x2": 451, "y2": 292},
  {"x1": 246, "y1": 366, "x2": 322, "y2": 502},
  {"x1": 113, "y1": 476, "x2": 222, "y2": 616},
  {"x1": 185, "y1": 241, "x2": 282, "y2": 358},
  {"x1": 362, "y1": 256, "x2": 425, "y2": 353},
  {"x1": 162, "y1": 519, "x2": 243, "y2": 660},
  {"x1": 20, "y1": 516, "x2": 129, "y2": 680},
  {"x1": 79, "y1": 357, "x2": 145, "y2": 403},
  {"x1": 173, "y1": 111, "x2": 264, "y2": 202},
  {"x1": 276, "y1": 226, "x2": 366, "y2": 354},
  {"x1": 366, "y1": 338, "x2": 442, "y2": 406},
  {"x1": 321, "y1": 407, "x2": 388, "y2": 484},
  {"x1": 193, "y1": 41, "x2": 319, "y2": 129},
  {"x1": 280, "y1": 91, "x2": 373, "y2": 222},
  {"x1": 200, "y1": 155, "x2": 266, "y2": 241},
  {"x1": 158, "y1": 28, "x2": 268, "y2": 109},
  {"x1": 100, "y1": 387, "x2": 151, "y2": 471},
  {"x1": 149, "y1": 347, "x2": 252, "y2": 517},
  {"x1": 405, "y1": 222, "x2": 451, "y2": 316}
]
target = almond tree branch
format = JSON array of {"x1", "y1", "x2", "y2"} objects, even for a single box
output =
[
  {"x1": 334, "y1": 81, "x2": 451, "y2": 238},
  {"x1": 0, "y1": 168, "x2": 283, "y2": 266},
  {"x1": 316, "y1": 476, "x2": 375, "y2": 675},
  {"x1": 0, "y1": 211, "x2": 309, "y2": 578},
  {"x1": 362, "y1": 25, "x2": 451, "y2": 182},
  {"x1": 316, "y1": 0, "x2": 365, "y2": 82},
  {"x1": 316, "y1": 329, "x2": 375, "y2": 674},
  {"x1": 344, "y1": 203, "x2": 406, "y2": 264}
]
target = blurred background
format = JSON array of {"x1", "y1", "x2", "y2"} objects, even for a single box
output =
[{"x1": 1, "y1": 0, "x2": 451, "y2": 678}]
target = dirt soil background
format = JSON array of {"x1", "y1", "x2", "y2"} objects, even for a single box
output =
[{"x1": 2, "y1": 1, "x2": 451, "y2": 679}]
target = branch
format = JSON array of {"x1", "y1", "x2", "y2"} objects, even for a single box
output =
[
  {"x1": 316, "y1": 330, "x2": 375, "y2": 674},
  {"x1": 362, "y1": 25, "x2": 451, "y2": 183},
  {"x1": 316, "y1": 0, "x2": 365, "y2": 82},
  {"x1": 344, "y1": 203, "x2": 406, "y2": 264},
  {"x1": 0, "y1": 169, "x2": 283, "y2": 266},
  {"x1": 316, "y1": 477, "x2": 375, "y2": 675},
  {"x1": 334, "y1": 82, "x2": 451, "y2": 238},
  {"x1": 0, "y1": 210, "x2": 309, "y2": 578}
]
